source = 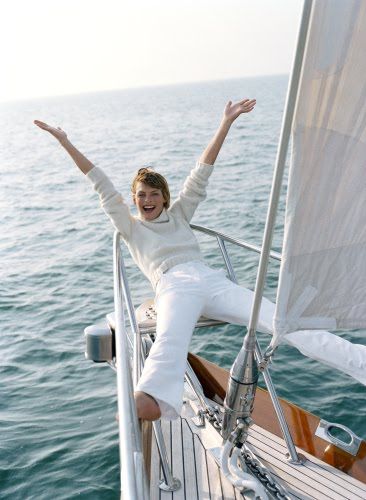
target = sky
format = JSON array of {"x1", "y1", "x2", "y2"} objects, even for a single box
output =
[{"x1": 1, "y1": 0, "x2": 303, "y2": 103}]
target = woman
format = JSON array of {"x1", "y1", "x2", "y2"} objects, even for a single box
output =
[{"x1": 34, "y1": 97, "x2": 257, "y2": 421}]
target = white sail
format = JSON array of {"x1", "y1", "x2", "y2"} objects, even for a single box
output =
[{"x1": 273, "y1": 0, "x2": 366, "y2": 342}]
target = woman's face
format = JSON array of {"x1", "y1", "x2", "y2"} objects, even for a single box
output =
[{"x1": 133, "y1": 181, "x2": 165, "y2": 220}]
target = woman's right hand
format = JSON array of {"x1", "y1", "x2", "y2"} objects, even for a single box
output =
[{"x1": 34, "y1": 120, "x2": 68, "y2": 144}]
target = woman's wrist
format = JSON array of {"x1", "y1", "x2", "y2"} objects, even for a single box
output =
[
  {"x1": 59, "y1": 137, "x2": 71, "y2": 148},
  {"x1": 220, "y1": 117, "x2": 234, "y2": 129}
]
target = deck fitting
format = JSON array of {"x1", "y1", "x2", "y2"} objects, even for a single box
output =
[{"x1": 159, "y1": 477, "x2": 182, "y2": 492}]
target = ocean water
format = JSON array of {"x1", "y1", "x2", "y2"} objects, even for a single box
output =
[{"x1": 1, "y1": 76, "x2": 365, "y2": 499}]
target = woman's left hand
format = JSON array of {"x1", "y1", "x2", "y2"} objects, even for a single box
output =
[{"x1": 223, "y1": 98, "x2": 256, "y2": 123}]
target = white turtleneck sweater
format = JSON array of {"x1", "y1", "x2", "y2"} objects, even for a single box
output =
[{"x1": 87, "y1": 162, "x2": 214, "y2": 288}]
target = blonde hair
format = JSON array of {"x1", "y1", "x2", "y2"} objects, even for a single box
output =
[{"x1": 131, "y1": 167, "x2": 170, "y2": 208}]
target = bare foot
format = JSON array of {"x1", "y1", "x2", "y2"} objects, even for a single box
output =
[
  {"x1": 115, "y1": 392, "x2": 161, "y2": 422},
  {"x1": 135, "y1": 391, "x2": 161, "y2": 421}
]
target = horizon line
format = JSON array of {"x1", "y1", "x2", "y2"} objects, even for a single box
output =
[{"x1": 1, "y1": 73, "x2": 289, "y2": 106}]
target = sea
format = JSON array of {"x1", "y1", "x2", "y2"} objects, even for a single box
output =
[{"x1": 1, "y1": 75, "x2": 365, "y2": 499}]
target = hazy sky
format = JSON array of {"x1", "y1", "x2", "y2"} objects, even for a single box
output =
[{"x1": 2, "y1": 0, "x2": 303, "y2": 103}]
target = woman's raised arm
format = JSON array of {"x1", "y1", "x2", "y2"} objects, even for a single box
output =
[
  {"x1": 199, "y1": 98, "x2": 256, "y2": 165},
  {"x1": 34, "y1": 120, "x2": 94, "y2": 175}
]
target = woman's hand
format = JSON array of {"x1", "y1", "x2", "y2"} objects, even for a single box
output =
[
  {"x1": 33, "y1": 120, "x2": 94, "y2": 174},
  {"x1": 199, "y1": 98, "x2": 256, "y2": 165},
  {"x1": 34, "y1": 120, "x2": 68, "y2": 144},
  {"x1": 223, "y1": 98, "x2": 256, "y2": 124}
]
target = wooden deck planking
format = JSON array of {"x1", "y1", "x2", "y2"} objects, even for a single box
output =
[
  {"x1": 250, "y1": 452, "x2": 333, "y2": 500},
  {"x1": 252, "y1": 423, "x2": 366, "y2": 492},
  {"x1": 181, "y1": 418, "x2": 199, "y2": 500},
  {"x1": 183, "y1": 397, "x2": 264, "y2": 499},
  {"x1": 250, "y1": 424, "x2": 366, "y2": 498},
  {"x1": 149, "y1": 391, "x2": 366, "y2": 499},
  {"x1": 171, "y1": 417, "x2": 186, "y2": 500},
  {"x1": 247, "y1": 435, "x2": 357, "y2": 500},
  {"x1": 248, "y1": 437, "x2": 351, "y2": 499},
  {"x1": 160, "y1": 421, "x2": 174, "y2": 500},
  {"x1": 267, "y1": 470, "x2": 318, "y2": 500},
  {"x1": 151, "y1": 412, "x2": 241, "y2": 500},
  {"x1": 193, "y1": 433, "x2": 211, "y2": 499},
  {"x1": 205, "y1": 446, "x2": 224, "y2": 499},
  {"x1": 267, "y1": 477, "x2": 310, "y2": 500},
  {"x1": 304, "y1": 462, "x2": 365, "y2": 500},
  {"x1": 150, "y1": 427, "x2": 162, "y2": 500},
  {"x1": 183, "y1": 398, "x2": 244, "y2": 499}
]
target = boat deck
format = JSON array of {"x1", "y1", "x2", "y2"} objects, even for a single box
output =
[
  {"x1": 247, "y1": 423, "x2": 366, "y2": 500},
  {"x1": 149, "y1": 390, "x2": 366, "y2": 500},
  {"x1": 150, "y1": 396, "x2": 245, "y2": 500}
]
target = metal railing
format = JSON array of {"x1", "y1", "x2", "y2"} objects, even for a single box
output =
[
  {"x1": 113, "y1": 232, "x2": 149, "y2": 499},
  {"x1": 114, "y1": 232, "x2": 180, "y2": 496},
  {"x1": 190, "y1": 224, "x2": 282, "y2": 262}
]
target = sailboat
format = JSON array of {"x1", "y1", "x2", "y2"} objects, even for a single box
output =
[{"x1": 84, "y1": 0, "x2": 366, "y2": 497}]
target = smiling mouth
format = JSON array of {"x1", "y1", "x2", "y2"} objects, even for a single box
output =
[{"x1": 143, "y1": 205, "x2": 155, "y2": 213}]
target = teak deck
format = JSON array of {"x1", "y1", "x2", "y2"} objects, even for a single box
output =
[
  {"x1": 149, "y1": 397, "x2": 246, "y2": 500},
  {"x1": 149, "y1": 378, "x2": 366, "y2": 499},
  {"x1": 187, "y1": 353, "x2": 366, "y2": 486}
]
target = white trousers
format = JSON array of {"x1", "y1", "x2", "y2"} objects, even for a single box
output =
[{"x1": 135, "y1": 261, "x2": 272, "y2": 419}]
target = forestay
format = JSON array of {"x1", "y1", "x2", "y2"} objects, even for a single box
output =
[{"x1": 273, "y1": 0, "x2": 366, "y2": 341}]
